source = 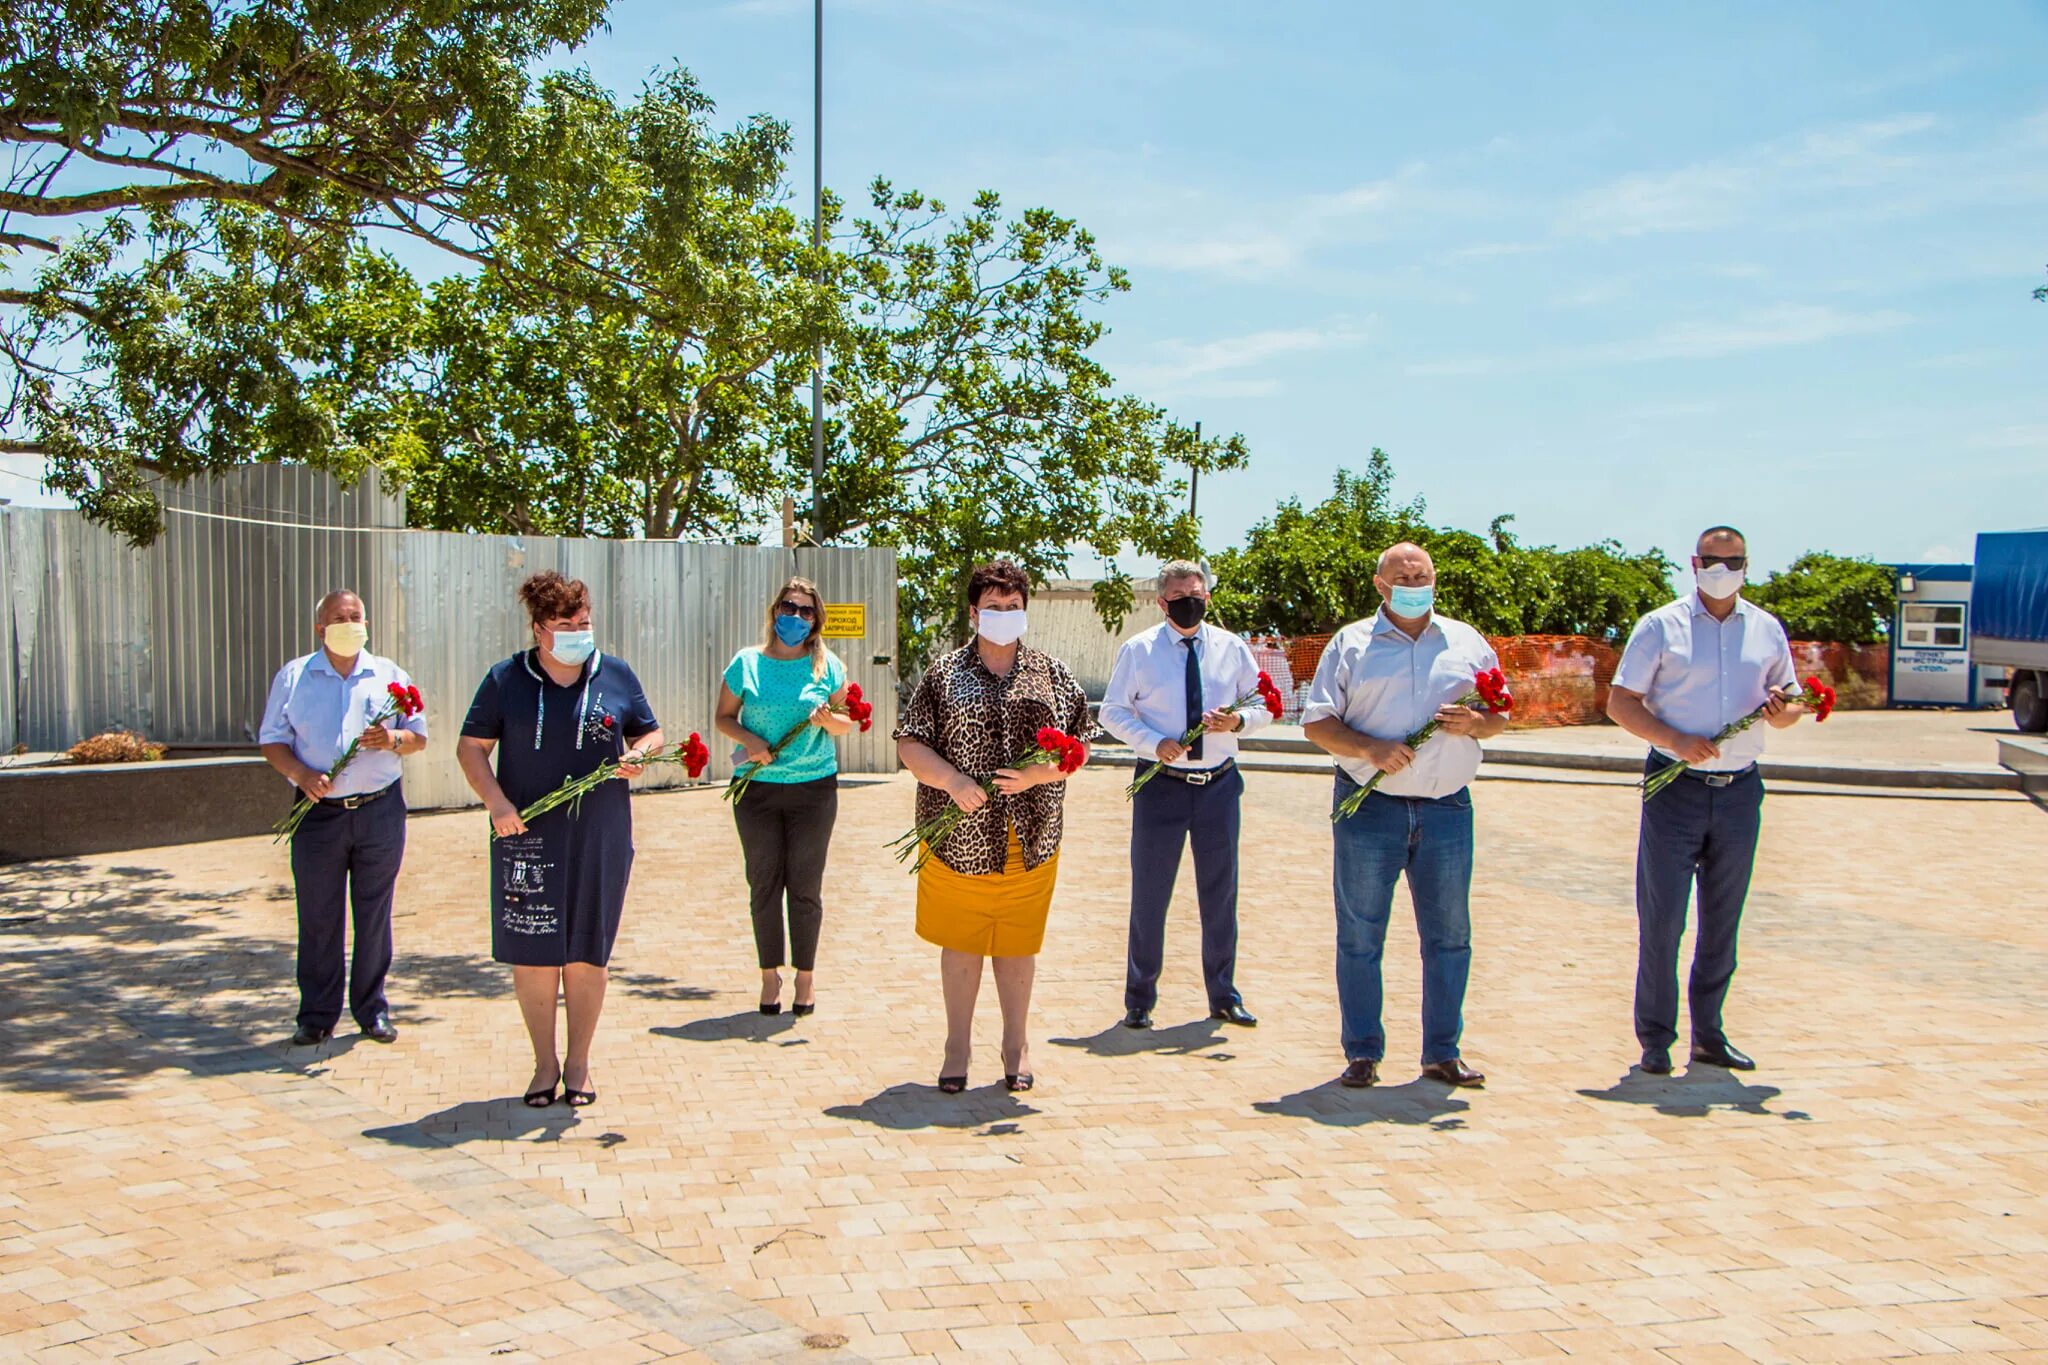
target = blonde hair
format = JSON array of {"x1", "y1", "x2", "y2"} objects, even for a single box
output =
[{"x1": 764, "y1": 576, "x2": 831, "y2": 679}]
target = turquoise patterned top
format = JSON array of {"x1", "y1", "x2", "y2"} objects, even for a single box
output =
[{"x1": 722, "y1": 647, "x2": 847, "y2": 785}]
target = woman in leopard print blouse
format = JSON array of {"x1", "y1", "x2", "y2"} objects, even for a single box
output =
[{"x1": 895, "y1": 561, "x2": 1094, "y2": 1094}]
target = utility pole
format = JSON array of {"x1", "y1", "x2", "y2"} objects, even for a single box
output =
[
  {"x1": 808, "y1": 0, "x2": 826, "y2": 546},
  {"x1": 1188, "y1": 420, "x2": 1201, "y2": 522}
]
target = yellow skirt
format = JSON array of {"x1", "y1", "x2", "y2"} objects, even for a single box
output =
[{"x1": 916, "y1": 829, "x2": 1058, "y2": 957}]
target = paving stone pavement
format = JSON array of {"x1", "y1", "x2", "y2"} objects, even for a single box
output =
[{"x1": 2, "y1": 768, "x2": 2045, "y2": 1363}]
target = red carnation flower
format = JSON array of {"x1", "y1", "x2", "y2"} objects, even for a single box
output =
[{"x1": 601, "y1": 714, "x2": 615, "y2": 729}]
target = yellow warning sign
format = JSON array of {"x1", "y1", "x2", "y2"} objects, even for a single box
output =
[{"x1": 821, "y1": 603, "x2": 867, "y2": 639}]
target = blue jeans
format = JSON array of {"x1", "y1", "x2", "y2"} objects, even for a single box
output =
[{"x1": 1331, "y1": 777, "x2": 1474, "y2": 1065}]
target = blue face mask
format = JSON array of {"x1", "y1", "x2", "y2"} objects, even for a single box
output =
[
  {"x1": 1387, "y1": 584, "x2": 1435, "y2": 618},
  {"x1": 773, "y1": 614, "x2": 812, "y2": 647},
  {"x1": 548, "y1": 628, "x2": 596, "y2": 666}
]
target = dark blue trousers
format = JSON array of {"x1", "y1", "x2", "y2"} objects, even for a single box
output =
[
  {"x1": 1634, "y1": 761, "x2": 1763, "y2": 1052},
  {"x1": 289, "y1": 785, "x2": 406, "y2": 1031},
  {"x1": 1126, "y1": 764, "x2": 1244, "y2": 1013}
]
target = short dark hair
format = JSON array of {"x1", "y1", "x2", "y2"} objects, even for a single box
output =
[
  {"x1": 966, "y1": 560, "x2": 1031, "y2": 608},
  {"x1": 1697, "y1": 525, "x2": 1746, "y2": 550},
  {"x1": 517, "y1": 570, "x2": 591, "y2": 623}
]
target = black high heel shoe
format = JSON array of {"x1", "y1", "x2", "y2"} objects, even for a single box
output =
[
  {"x1": 1004, "y1": 1073, "x2": 1034, "y2": 1093},
  {"x1": 524, "y1": 1082, "x2": 559, "y2": 1108},
  {"x1": 759, "y1": 1002, "x2": 783, "y2": 1015},
  {"x1": 937, "y1": 1074, "x2": 967, "y2": 1094},
  {"x1": 792, "y1": 1002, "x2": 814, "y2": 1017}
]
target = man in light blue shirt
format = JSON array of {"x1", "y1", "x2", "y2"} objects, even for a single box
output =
[
  {"x1": 1302, "y1": 543, "x2": 1506, "y2": 1091},
  {"x1": 1100, "y1": 559, "x2": 1274, "y2": 1030},
  {"x1": 1609, "y1": 526, "x2": 1803, "y2": 1076},
  {"x1": 259, "y1": 589, "x2": 427, "y2": 1047}
]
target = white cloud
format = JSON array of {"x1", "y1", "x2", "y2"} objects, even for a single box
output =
[
  {"x1": 1965, "y1": 423, "x2": 2048, "y2": 451},
  {"x1": 1405, "y1": 304, "x2": 1908, "y2": 377},
  {"x1": 1120, "y1": 323, "x2": 1370, "y2": 398}
]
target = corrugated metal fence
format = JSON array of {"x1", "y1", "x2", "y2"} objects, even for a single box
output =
[{"x1": 1, "y1": 473, "x2": 899, "y2": 808}]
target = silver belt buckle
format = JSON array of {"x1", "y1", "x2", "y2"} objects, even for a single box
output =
[
  {"x1": 1700, "y1": 771, "x2": 1734, "y2": 788},
  {"x1": 1182, "y1": 768, "x2": 1212, "y2": 786},
  {"x1": 339, "y1": 794, "x2": 366, "y2": 808}
]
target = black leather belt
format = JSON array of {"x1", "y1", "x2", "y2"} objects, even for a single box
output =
[
  {"x1": 320, "y1": 782, "x2": 397, "y2": 809},
  {"x1": 1676, "y1": 764, "x2": 1757, "y2": 788},
  {"x1": 1157, "y1": 759, "x2": 1234, "y2": 786}
]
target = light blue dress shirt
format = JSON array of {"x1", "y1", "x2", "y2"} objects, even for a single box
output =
[
  {"x1": 1613, "y1": 593, "x2": 1797, "y2": 772},
  {"x1": 259, "y1": 649, "x2": 428, "y2": 796},
  {"x1": 1100, "y1": 621, "x2": 1274, "y2": 769},
  {"x1": 1300, "y1": 610, "x2": 1502, "y2": 798}
]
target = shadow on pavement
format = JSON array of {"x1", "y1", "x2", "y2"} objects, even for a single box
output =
[
  {"x1": 1254, "y1": 1077, "x2": 1473, "y2": 1129},
  {"x1": 609, "y1": 969, "x2": 717, "y2": 1004},
  {"x1": 1049, "y1": 1018, "x2": 1230, "y2": 1059},
  {"x1": 824, "y1": 1081, "x2": 1041, "y2": 1130},
  {"x1": 364, "y1": 1096, "x2": 588, "y2": 1148},
  {"x1": 650, "y1": 1011, "x2": 799, "y2": 1044},
  {"x1": 1577, "y1": 1066, "x2": 1807, "y2": 1119}
]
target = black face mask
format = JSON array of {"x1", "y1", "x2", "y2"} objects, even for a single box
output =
[{"x1": 1164, "y1": 595, "x2": 1208, "y2": 629}]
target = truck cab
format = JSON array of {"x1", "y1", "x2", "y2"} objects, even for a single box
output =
[{"x1": 1969, "y1": 530, "x2": 2048, "y2": 732}]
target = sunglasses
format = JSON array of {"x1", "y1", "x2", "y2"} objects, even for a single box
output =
[
  {"x1": 1697, "y1": 555, "x2": 1748, "y2": 570},
  {"x1": 776, "y1": 601, "x2": 818, "y2": 620}
]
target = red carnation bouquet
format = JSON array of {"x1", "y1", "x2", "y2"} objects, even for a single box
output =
[
  {"x1": 1332, "y1": 668, "x2": 1513, "y2": 822},
  {"x1": 1641, "y1": 676, "x2": 1834, "y2": 800},
  {"x1": 273, "y1": 681, "x2": 424, "y2": 841},
  {"x1": 723, "y1": 683, "x2": 875, "y2": 804},
  {"x1": 1125, "y1": 671, "x2": 1286, "y2": 797},
  {"x1": 888, "y1": 726, "x2": 1086, "y2": 873},
  {"x1": 497, "y1": 730, "x2": 713, "y2": 836}
]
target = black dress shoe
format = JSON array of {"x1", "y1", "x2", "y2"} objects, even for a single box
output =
[
  {"x1": 1640, "y1": 1047, "x2": 1672, "y2": 1075},
  {"x1": 290, "y1": 1024, "x2": 334, "y2": 1047},
  {"x1": 1122, "y1": 1007, "x2": 1153, "y2": 1030},
  {"x1": 1691, "y1": 1041, "x2": 1756, "y2": 1071},
  {"x1": 1340, "y1": 1059, "x2": 1379, "y2": 1088},
  {"x1": 1211, "y1": 1002, "x2": 1258, "y2": 1027},
  {"x1": 360, "y1": 1012, "x2": 398, "y2": 1044},
  {"x1": 1420, "y1": 1057, "x2": 1485, "y2": 1087}
]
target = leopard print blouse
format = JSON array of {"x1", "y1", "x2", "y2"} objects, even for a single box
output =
[{"x1": 894, "y1": 643, "x2": 1096, "y2": 875}]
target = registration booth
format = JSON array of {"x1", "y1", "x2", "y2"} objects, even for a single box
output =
[{"x1": 1889, "y1": 562, "x2": 2001, "y2": 707}]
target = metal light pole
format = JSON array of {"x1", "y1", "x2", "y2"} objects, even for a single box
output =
[{"x1": 808, "y1": 0, "x2": 826, "y2": 546}]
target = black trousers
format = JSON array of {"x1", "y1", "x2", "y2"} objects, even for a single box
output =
[
  {"x1": 733, "y1": 775, "x2": 838, "y2": 971},
  {"x1": 1126, "y1": 763, "x2": 1244, "y2": 1012},
  {"x1": 289, "y1": 785, "x2": 406, "y2": 1031},
  {"x1": 1634, "y1": 760, "x2": 1763, "y2": 1052}
]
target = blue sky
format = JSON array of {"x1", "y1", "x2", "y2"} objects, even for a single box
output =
[{"x1": 7, "y1": 1, "x2": 2043, "y2": 581}]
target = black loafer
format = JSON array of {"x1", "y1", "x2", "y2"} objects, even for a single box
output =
[
  {"x1": 1340, "y1": 1059, "x2": 1379, "y2": 1088},
  {"x1": 290, "y1": 1024, "x2": 334, "y2": 1047},
  {"x1": 1211, "y1": 1003, "x2": 1258, "y2": 1027},
  {"x1": 1640, "y1": 1047, "x2": 1672, "y2": 1075},
  {"x1": 360, "y1": 1012, "x2": 398, "y2": 1044},
  {"x1": 1122, "y1": 1007, "x2": 1153, "y2": 1030},
  {"x1": 1420, "y1": 1058, "x2": 1485, "y2": 1087},
  {"x1": 1691, "y1": 1041, "x2": 1756, "y2": 1071}
]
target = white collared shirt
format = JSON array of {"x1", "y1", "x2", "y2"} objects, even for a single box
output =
[
  {"x1": 1613, "y1": 593, "x2": 1797, "y2": 772},
  {"x1": 1100, "y1": 621, "x2": 1275, "y2": 769},
  {"x1": 1300, "y1": 610, "x2": 1501, "y2": 799},
  {"x1": 259, "y1": 649, "x2": 427, "y2": 796}
]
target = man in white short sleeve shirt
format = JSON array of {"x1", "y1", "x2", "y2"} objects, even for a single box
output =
[{"x1": 1608, "y1": 525, "x2": 1804, "y2": 1076}]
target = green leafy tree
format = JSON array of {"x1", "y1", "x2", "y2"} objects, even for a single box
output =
[
  {"x1": 804, "y1": 181, "x2": 1248, "y2": 668},
  {"x1": 0, "y1": 0, "x2": 612, "y2": 539},
  {"x1": 1747, "y1": 551, "x2": 1895, "y2": 643}
]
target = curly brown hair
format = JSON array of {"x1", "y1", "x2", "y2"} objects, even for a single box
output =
[
  {"x1": 966, "y1": 560, "x2": 1031, "y2": 608},
  {"x1": 517, "y1": 571, "x2": 591, "y2": 623}
]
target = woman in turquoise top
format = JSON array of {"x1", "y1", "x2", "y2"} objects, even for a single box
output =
[{"x1": 715, "y1": 576, "x2": 855, "y2": 1016}]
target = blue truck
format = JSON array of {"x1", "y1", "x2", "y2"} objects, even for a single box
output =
[{"x1": 1970, "y1": 529, "x2": 2048, "y2": 732}]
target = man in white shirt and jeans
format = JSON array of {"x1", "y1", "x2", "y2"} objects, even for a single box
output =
[
  {"x1": 1608, "y1": 525, "x2": 1804, "y2": 1076},
  {"x1": 1302, "y1": 543, "x2": 1506, "y2": 1089},
  {"x1": 1100, "y1": 560, "x2": 1272, "y2": 1030}
]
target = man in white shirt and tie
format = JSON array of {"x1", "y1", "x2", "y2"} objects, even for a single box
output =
[
  {"x1": 1100, "y1": 560, "x2": 1272, "y2": 1030},
  {"x1": 1608, "y1": 526, "x2": 1804, "y2": 1076},
  {"x1": 1301, "y1": 543, "x2": 1506, "y2": 1089}
]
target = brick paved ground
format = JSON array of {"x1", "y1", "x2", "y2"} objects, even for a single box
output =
[{"x1": 3, "y1": 768, "x2": 2045, "y2": 1362}]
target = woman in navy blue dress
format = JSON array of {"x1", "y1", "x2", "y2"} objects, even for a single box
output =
[{"x1": 456, "y1": 572, "x2": 662, "y2": 1109}]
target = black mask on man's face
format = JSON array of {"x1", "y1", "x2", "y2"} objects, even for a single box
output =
[{"x1": 1164, "y1": 595, "x2": 1208, "y2": 629}]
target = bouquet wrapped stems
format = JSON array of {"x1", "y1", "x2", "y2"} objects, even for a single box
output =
[
  {"x1": 889, "y1": 728, "x2": 1086, "y2": 874},
  {"x1": 1332, "y1": 669, "x2": 1513, "y2": 823},
  {"x1": 1124, "y1": 672, "x2": 1286, "y2": 798},
  {"x1": 1640, "y1": 676, "x2": 1835, "y2": 800},
  {"x1": 495, "y1": 732, "x2": 712, "y2": 838},
  {"x1": 273, "y1": 682, "x2": 423, "y2": 842}
]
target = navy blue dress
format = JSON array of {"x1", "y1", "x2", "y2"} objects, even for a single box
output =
[{"x1": 461, "y1": 650, "x2": 658, "y2": 967}]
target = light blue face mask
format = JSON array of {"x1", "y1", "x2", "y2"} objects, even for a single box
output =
[
  {"x1": 773, "y1": 614, "x2": 812, "y2": 647},
  {"x1": 548, "y1": 628, "x2": 596, "y2": 666},
  {"x1": 1387, "y1": 584, "x2": 1435, "y2": 617}
]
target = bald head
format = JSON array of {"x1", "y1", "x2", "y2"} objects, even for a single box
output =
[
  {"x1": 1376, "y1": 542, "x2": 1433, "y2": 581},
  {"x1": 314, "y1": 590, "x2": 364, "y2": 627}
]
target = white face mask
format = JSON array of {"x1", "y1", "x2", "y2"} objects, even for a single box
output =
[
  {"x1": 1695, "y1": 564, "x2": 1746, "y2": 599},
  {"x1": 975, "y1": 607, "x2": 1028, "y2": 647},
  {"x1": 323, "y1": 621, "x2": 368, "y2": 655}
]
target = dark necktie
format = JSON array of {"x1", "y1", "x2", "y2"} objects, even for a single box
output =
[{"x1": 1184, "y1": 635, "x2": 1204, "y2": 763}]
